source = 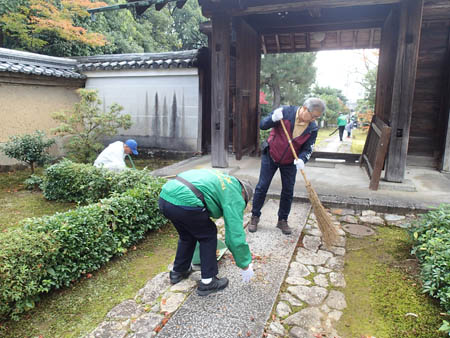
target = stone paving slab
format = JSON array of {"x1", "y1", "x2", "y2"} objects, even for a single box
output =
[{"x1": 157, "y1": 200, "x2": 310, "y2": 337}]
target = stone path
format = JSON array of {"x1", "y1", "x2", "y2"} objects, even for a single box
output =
[
  {"x1": 157, "y1": 200, "x2": 309, "y2": 337},
  {"x1": 315, "y1": 133, "x2": 352, "y2": 153},
  {"x1": 86, "y1": 202, "x2": 415, "y2": 338}
]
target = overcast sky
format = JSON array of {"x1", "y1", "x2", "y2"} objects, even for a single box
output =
[{"x1": 314, "y1": 49, "x2": 379, "y2": 103}]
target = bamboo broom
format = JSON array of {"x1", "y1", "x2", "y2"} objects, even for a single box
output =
[{"x1": 280, "y1": 119, "x2": 338, "y2": 248}]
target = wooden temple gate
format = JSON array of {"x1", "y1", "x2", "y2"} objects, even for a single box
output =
[{"x1": 198, "y1": 0, "x2": 450, "y2": 183}]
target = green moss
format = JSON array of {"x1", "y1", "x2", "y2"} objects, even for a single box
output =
[
  {"x1": 337, "y1": 226, "x2": 445, "y2": 338},
  {"x1": 0, "y1": 225, "x2": 178, "y2": 338},
  {"x1": 0, "y1": 191, "x2": 75, "y2": 231}
]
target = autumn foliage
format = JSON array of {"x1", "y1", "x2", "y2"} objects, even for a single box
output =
[{"x1": 0, "y1": 0, "x2": 107, "y2": 51}]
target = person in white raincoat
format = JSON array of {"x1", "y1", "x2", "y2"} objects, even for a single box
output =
[{"x1": 94, "y1": 139, "x2": 138, "y2": 172}]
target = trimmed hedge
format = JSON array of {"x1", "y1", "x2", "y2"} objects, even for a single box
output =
[
  {"x1": 0, "y1": 229, "x2": 60, "y2": 320},
  {"x1": 410, "y1": 204, "x2": 450, "y2": 334},
  {"x1": 42, "y1": 159, "x2": 157, "y2": 203},
  {"x1": 0, "y1": 178, "x2": 166, "y2": 320}
]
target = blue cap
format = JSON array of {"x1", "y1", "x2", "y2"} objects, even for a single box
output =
[{"x1": 125, "y1": 139, "x2": 138, "y2": 155}]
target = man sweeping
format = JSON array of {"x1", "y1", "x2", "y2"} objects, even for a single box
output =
[
  {"x1": 249, "y1": 97, "x2": 326, "y2": 235},
  {"x1": 158, "y1": 169, "x2": 254, "y2": 296}
]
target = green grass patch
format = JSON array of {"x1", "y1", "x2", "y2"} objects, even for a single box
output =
[
  {"x1": 350, "y1": 128, "x2": 368, "y2": 154},
  {"x1": 338, "y1": 226, "x2": 446, "y2": 338},
  {"x1": 315, "y1": 128, "x2": 336, "y2": 148},
  {"x1": 0, "y1": 169, "x2": 75, "y2": 231},
  {"x1": 0, "y1": 224, "x2": 178, "y2": 338}
]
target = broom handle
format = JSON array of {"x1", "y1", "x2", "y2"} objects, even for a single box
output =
[{"x1": 279, "y1": 119, "x2": 309, "y2": 184}]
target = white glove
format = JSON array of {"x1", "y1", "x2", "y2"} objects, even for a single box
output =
[
  {"x1": 294, "y1": 158, "x2": 305, "y2": 171},
  {"x1": 271, "y1": 108, "x2": 283, "y2": 122},
  {"x1": 241, "y1": 264, "x2": 254, "y2": 283}
]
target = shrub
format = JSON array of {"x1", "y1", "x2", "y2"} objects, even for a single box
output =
[
  {"x1": 42, "y1": 159, "x2": 111, "y2": 203},
  {"x1": 52, "y1": 89, "x2": 132, "y2": 163},
  {"x1": 42, "y1": 159, "x2": 159, "y2": 203},
  {"x1": 410, "y1": 204, "x2": 450, "y2": 335},
  {"x1": 0, "y1": 180, "x2": 166, "y2": 320},
  {"x1": 24, "y1": 174, "x2": 44, "y2": 191},
  {"x1": 0, "y1": 130, "x2": 55, "y2": 174},
  {"x1": 0, "y1": 228, "x2": 60, "y2": 320}
]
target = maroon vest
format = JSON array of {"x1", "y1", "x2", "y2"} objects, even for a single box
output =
[{"x1": 268, "y1": 120, "x2": 311, "y2": 165}]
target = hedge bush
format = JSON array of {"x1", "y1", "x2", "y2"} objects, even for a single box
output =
[
  {"x1": 0, "y1": 229, "x2": 60, "y2": 320},
  {"x1": 0, "y1": 178, "x2": 166, "y2": 320},
  {"x1": 410, "y1": 204, "x2": 450, "y2": 334},
  {"x1": 42, "y1": 159, "x2": 156, "y2": 203}
]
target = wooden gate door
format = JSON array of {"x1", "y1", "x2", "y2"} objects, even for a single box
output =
[{"x1": 233, "y1": 17, "x2": 260, "y2": 160}]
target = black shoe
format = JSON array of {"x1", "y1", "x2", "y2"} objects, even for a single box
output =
[
  {"x1": 197, "y1": 276, "x2": 229, "y2": 296},
  {"x1": 276, "y1": 219, "x2": 292, "y2": 235},
  {"x1": 248, "y1": 215, "x2": 259, "y2": 232},
  {"x1": 170, "y1": 267, "x2": 192, "y2": 284}
]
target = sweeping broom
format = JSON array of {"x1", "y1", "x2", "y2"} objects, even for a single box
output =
[{"x1": 280, "y1": 119, "x2": 338, "y2": 248}]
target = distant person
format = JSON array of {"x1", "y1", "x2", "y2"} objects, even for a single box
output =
[
  {"x1": 345, "y1": 121, "x2": 353, "y2": 138},
  {"x1": 94, "y1": 139, "x2": 138, "y2": 172},
  {"x1": 249, "y1": 97, "x2": 326, "y2": 235},
  {"x1": 158, "y1": 169, "x2": 254, "y2": 296},
  {"x1": 337, "y1": 112, "x2": 347, "y2": 141}
]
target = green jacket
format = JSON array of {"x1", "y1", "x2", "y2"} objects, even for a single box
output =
[
  {"x1": 159, "y1": 169, "x2": 252, "y2": 269},
  {"x1": 337, "y1": 114, "x2": 347, "y2": 127}
]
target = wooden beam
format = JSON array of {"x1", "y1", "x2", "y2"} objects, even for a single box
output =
[
  {"x1": 257, "y1": 21, "x2": 384, "y2": 35},
  {"x1": 290, "y1": 32, "x2": 295, "y2": 51},
  {"x1": 352, "y1": 30, "x2": 358, "y2": 48},
  {"x1": 202, "y1": 0, "x2": 402, "y2": 17},
  {"x1": 275, "y1": 34, "x2": 280, "y2": 52},
  {"x1": 211, "y1": 15, "x2": 231, "y2": 167},
  {"x1": 385, "y1": 0, "x2": 424, "y2": 182},
  {"x1": 368, "y1": 28, "x2": 374, "y2": 48},
  {"x1": 261, "y1": 34, "x2": 267, "y2": 54},
  {"x1": 306, "y1": 32, "x2": 311, "y2": 49}
]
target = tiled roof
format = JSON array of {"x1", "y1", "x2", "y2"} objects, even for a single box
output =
[
  {"x1": 0, "y1": 48, "x2": 85, "y2": 79},
  {"x1": 75, "y1": 49, "x2": 199, "y2": 71}
]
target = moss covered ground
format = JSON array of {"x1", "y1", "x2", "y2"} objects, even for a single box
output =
[{"x1": 338, "y1": 226, "x2": 446, "y2": 338}]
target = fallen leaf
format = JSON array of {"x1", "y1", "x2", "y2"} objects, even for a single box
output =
[
  {"x1": 161, "y1": 299, "x2": 167, "y2": 305},
  {"x1": 161, "y1": 317, "x2": 169, "y2": 325},
  {"x1": 86, "y1": 273, "x2": 92, "y2": 278},
  {"x1": 246, "y1": 330, "x2": 251, "y2": 336}
]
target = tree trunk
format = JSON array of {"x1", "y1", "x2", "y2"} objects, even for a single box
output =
[{"x1": 272, "y1": 84, "x2": 281, "y2": 110}]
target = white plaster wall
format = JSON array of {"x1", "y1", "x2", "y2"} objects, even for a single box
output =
[{"x1": 83, "y1": 68, "x2": 201, "y2": 152}]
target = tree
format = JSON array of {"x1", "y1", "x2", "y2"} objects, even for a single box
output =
[
  {"x1": 52, "y1": 89, "x2": 132, "y2": 163},
  {"x1": 0, "y1": 130, "x2": 55, "y2": 174},
  {"x1": 311, "y1": 85, "x2": 348, "y2": 104},
  {"x1": 0, "y1": 0, "x2": 107, "y2": 54},
  {"x1": 260, "y1": 53, "x2": 317, "y2": 109},
  {"x1": 358, "y1": 66, "x2": 377, "y2": 111},
  {"x1": 170, "y1": 0, "x2": 207, "y2": 50},
  {"x1": 317, "y1": 94, "x2": 341, "y2": 127}
]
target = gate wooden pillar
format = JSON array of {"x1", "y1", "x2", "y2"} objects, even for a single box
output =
[
  {"x1": 385, "y1": 0, "x2": 423, "y2": 182},
  {"x1": 211, "y1": 15, "x2": 231, "y2": 168},
  {"x1": 441, "y1": 28, "x2": 450, "y2": 172},
  {"x1": 234, "y1": 17, "x2": 260, "y2": 160}
]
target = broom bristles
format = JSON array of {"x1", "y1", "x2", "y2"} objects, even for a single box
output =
[{"x1": 305, "y1": 183, "x2": 339, "y2": 248}]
